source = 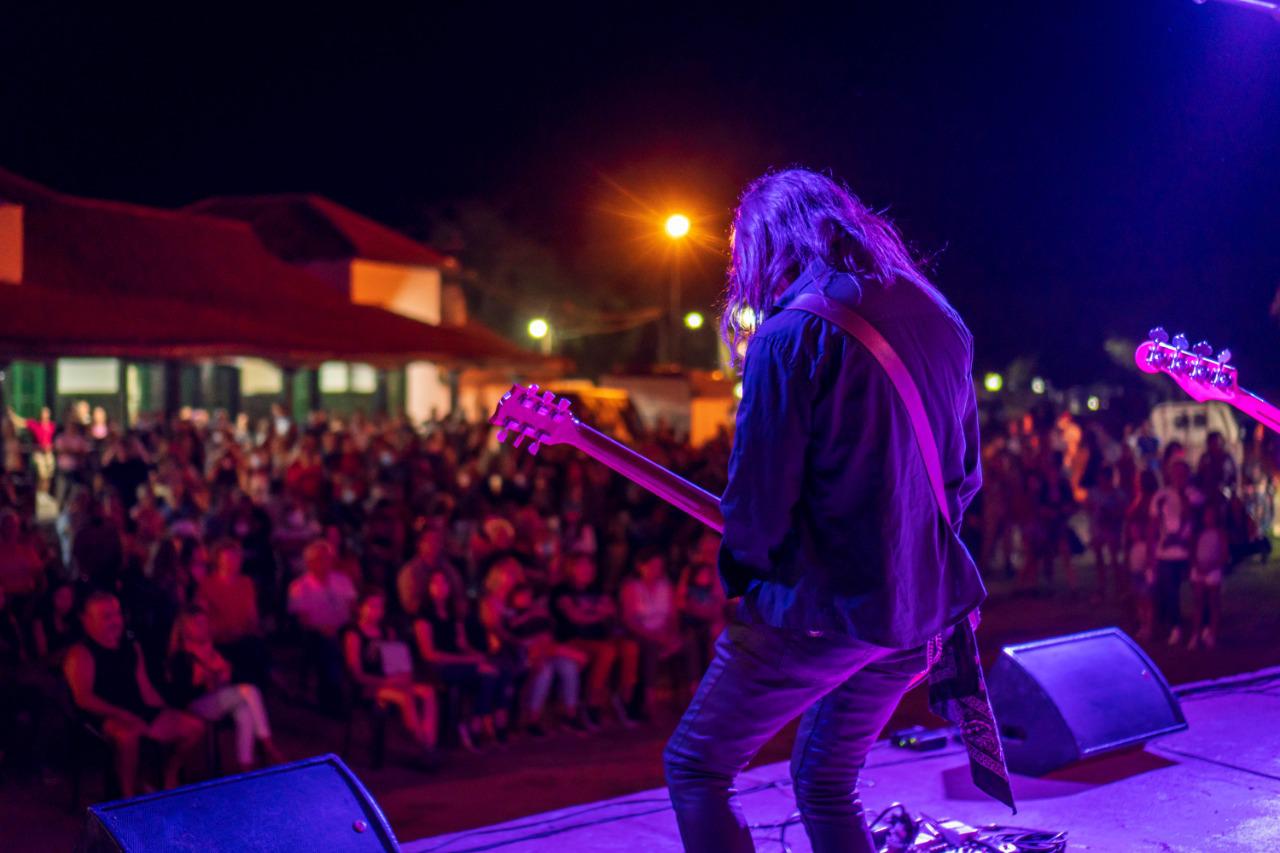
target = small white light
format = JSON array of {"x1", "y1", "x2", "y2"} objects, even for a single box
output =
[
  {"x1": 528, "y1": 318, "x2": 549, "y2": 340},
  {"x1": 733, "y1": 382, "x2": 743, "y2": 399},
  {"x1": 1031, "y1": 377, "x2": 1046, "y2": 395},
  {"x1": 1087, "y1": 395, "x2": 1101, "y2": 412}
]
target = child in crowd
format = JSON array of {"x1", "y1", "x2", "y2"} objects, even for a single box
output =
[{"x1": 1189, "y1": 503, "x2": 1229, "y2": 650}]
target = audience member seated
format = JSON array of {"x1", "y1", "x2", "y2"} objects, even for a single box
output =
[
  {"x1": 287, "y1": 541, "x2": 356, "y2": 711},
  {"x1": 343, "y1": 589, "x2": 439, "y2": 765},
  {"x1": 33, "y1": 582, "x2": 81, "y2": 668},
  {"x1": 197, "y1": 540, "x2": 269, "y2": 685},
  {"x1": 0, "y1": 509, "x2": 43, "y2": 600},
  {"x1": 551, "y1": 552, "x2": 627, "y2": 728},
  {"x1": 619, "y1": 546, "x2": 685, "y2": 721},
  {"x1": 167, "y1": 608, "x2": 284, "y2": 773},
  {"x1": 398, "y1": 526, "x2": 465, "y2": 618},
  {"x1": 503, "y1": 583, "x2": 587, "y2": 736},
  {"x1": 63, "y1": 591, "x2": 205, "y2": 797},
  {"x1": 411, "y1": 570, "x2": 504, "y2": 750}
]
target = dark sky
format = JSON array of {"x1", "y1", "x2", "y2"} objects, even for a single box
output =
[{"x1": 3, "y1": 3, "x2": 1279, "y2": 385}]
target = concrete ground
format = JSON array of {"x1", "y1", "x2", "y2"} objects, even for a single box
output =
[{"x1": 410, "y1": 669, "x2": 1280, "y2": 852}]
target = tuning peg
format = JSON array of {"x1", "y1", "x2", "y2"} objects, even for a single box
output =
[
  {"x1": 1148, "y1": 327, "x2": 1169, "y2": 344},
  {"x1": 557, "y1": 398, "x2": 571, "y2": 410},
  {"x1": 1192, "y1": 341, "x2": 1212, "y2": 358},
  {"x1": 1217, "y1": 349, "x2": 1232, "y2": 365},
  {"x1": 527, "y1": 384, "x2": 540, "y2": 396},
  {"x1": 1172, "y1": 333, "x2": 1189, "y2": 351},
  {"x1": 495, "y1": 428, "x2": 508, "y2": 443}
]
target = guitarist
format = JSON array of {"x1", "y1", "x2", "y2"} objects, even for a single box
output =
[{"x1": 662, "y1": 169, "x2": 992, "y2": 853}]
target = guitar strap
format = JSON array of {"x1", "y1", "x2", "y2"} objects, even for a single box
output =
[{"x1": 785, "y1": 291, "x2": 1016, "y2": 812}]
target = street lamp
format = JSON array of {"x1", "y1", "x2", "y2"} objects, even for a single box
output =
[
  {"x1": 983, "y1": 372, "x2": 1004, "y2": 393},
  {"x1": 684, "y1": 311, "x2": 704, "y2": 330},
  {"x1": 661, "y1": 213, "x2": 690, "y2": 365},
  {"x1": 527, "y1": 317, "x2": 552, "y2": 355}
]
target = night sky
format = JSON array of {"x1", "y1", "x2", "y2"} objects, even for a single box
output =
[{"x1": 3, "y1": 3, "x2": 1279, "y2": 387}]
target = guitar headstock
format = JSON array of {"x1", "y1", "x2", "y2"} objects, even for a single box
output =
[
  {"x1": 1134, "y1": 327, "x2": 1238, "y2": 403},
  {"x1": 489, "y1": 384, "x2": 578, "y2": 456}
]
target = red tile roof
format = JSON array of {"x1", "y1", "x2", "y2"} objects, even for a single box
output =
[
  {"x1": 187, "y1": 194, "x2": 451, "y2": 268},
  {"x1": 0, "y1": 169, "x2": 531, "y2": 365}
]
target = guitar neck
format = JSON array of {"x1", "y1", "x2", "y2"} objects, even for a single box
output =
[
  {"x1": 568, "y1": 421, "x2": 724, "y2": 534},
  {"x1": 1230, "y1": 389, "x2": 1280, "y2": 435}
]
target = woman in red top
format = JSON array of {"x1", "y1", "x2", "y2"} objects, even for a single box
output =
[{"x1": 7, "y1": 406, "x2": 56, "y2": 492}]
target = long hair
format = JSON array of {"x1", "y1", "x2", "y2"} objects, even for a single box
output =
[{"x1": 721, "y1": 168, "x2": 932, "y2": 360}]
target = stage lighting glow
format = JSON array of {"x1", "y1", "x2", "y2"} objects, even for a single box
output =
[
  {"x1": 733, "y1": 381, "x2": 743, "y2": 399},
  {"x1": 684, "y1": 311, "x2": 705, "y2": 330},
  {"x1": 737, "y1": 306, "x2": 757, "y2": 330},
  {"x1": 1031, "y1": 377, "x2": 1046, "y2": 395},
  {"x1": 527, "y1": 318, "x2": 549, "y2": 339},
  {"x1": 665, "y1": 213, "x2": 690, "y2": 239},
  {"x1": 984, "y1": 372, "x2": 1004, "y2": 393}
]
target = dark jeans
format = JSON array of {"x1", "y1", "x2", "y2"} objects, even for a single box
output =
[
  {"x1": 301, "y1": 630, "x2": 345, "y2": 713},
  {"x1": 664, "y1": 621, "x2": 925, "y2": 853},
  {"x1": 434, "y1": 662, "x2": 502, "y2": 717},
  {"x1": 1155, "y1": 559, "x2": 1189, "y2": 632}
]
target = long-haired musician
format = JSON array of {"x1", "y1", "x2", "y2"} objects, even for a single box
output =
[{"x1": 663, "y1": 168, "x2": 987, "y2": 852}]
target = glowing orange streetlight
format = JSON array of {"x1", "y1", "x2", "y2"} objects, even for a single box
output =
[{"x1": 664, "y1": 213, "x2": 691, "y2": 239}]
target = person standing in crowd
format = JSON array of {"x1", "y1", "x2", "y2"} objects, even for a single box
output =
[
  {"x1": 1150, "y1": 459, "x2": 1202, "y2": 646},
  {"x1": 287, "y1": 540, "x2": 357, "y2": 710},
  {"x1": 167, "y1": 608, "x2": 284, "y2": 773},
  {"x1": 1189, "y1": 502, "x2": 1228, "y2": 650},
  {"x1": 1038, "y1": 456, "x2": 1078, "y2": 593},
  {"x1": 343, "y1": 589, "x2": 440, "y2": 764},
  {"x1": 1088, "y1": 465, "x2": 1127, "y2": 601},
  {"x1": 1124, "y1": 471, "x2": 1159, "y2": 641},
  {"x1": 8, "y1": 407, "x2": 56, "y2": 493},
  {"x1": 1197, "y1": 431, "x2": 1238, "y2": 502},
  {"x1": 63, "y1": 591, "x2": 205, "y2": 798}
]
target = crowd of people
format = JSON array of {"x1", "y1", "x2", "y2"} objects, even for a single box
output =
[
  {"x1": 0, "y1": 396, "x2": 1274, "y2": 799},
  {"x1": 0, "y1": 401, "x2": 729, "y2": 797},
  {"x1": 971, "y1": 408, "x2": 1274, "y2": 649}
]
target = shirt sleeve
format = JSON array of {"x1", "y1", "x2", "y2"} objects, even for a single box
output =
[{"x1": 718, "y1": 334, "x2": 812, "y2": 597}]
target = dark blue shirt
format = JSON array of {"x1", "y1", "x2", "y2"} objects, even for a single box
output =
[{"x1": 719, "y1": 263, "x2": 986, "y2": 648}]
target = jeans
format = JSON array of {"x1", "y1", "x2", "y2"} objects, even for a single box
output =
[
  {"x1": 527, "y1": 655, "x2": 581, "y2": 717},
  {"x1": 1154, "y1": 559, "x2": 1189, "y2": 632},
  {"x1": 664, "y1": 621, "x2": 925, "y2": 853},
  {"x1": 189, "y1": 684, "x2": 271, "y2": 766}
]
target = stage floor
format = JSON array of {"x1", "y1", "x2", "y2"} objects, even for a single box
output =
[{"x1": 407, "y1": 669, "x2": 1280, "y2": 852}]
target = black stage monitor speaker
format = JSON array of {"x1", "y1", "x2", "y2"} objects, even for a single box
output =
[
  {"x1": 75, "y1": 754, "x2": 399, "y2": 852},
  {"x1": 988, "y1": 627, "x2": 1187, "y2": 776}
]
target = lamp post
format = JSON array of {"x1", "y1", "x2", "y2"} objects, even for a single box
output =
[
  {"x1": 528, "y1": 317, "x2": 551, "y2": 355},
  {"x1": 662, "y1": 214, "x2": 690, "y2": 365}
]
